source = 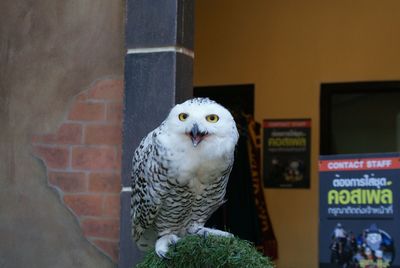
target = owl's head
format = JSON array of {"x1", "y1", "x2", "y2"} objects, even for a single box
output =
[{"x1": 165, "y1": 98, "x2": 239, "y2": 148}]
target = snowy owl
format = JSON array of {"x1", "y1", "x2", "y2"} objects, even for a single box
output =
[{"x1": 131, "y1": 98, "x2": 239, "y2": 258}]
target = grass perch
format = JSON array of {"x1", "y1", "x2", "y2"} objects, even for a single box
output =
[{"x1": 136, "y1": 235, "x2": 275, "y2": 268}]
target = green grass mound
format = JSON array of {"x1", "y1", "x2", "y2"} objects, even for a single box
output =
[{"x1": 136, "y1": 235, "x2": 275, "y2": 268}]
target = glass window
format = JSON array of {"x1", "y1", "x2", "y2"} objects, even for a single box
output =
[{"x1": 320, "y1": 82, "x2": 400, "y2": 155}]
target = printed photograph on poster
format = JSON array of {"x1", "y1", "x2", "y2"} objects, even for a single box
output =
[
  {"x1": 319, "y1": 153, "x2": 400, "y2": 268},
  {"x1": 263, "y1": 118, "x2": 311, "y2": 188}
]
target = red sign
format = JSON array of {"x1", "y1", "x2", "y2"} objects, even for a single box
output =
[
  {"x1": 263, "y1": 120, "x2": 311, "y2": 128},
  {"x1": 319, "y1": 157, "x2": 400, "y2": 172}
]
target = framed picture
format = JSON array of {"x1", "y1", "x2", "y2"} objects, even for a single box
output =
[{"x1": 263, "y1": 118, "x2": 311, "y2": 188}]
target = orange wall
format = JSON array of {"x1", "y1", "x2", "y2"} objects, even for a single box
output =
[{"x1": 194, "y1": 1, "x2": 400, "y2": 267}]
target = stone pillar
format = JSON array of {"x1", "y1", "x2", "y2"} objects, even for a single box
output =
[{"x1": 119, "y1": 1, "x2": 194, "y2": 267}]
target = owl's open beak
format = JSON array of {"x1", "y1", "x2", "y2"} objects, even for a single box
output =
[{"x1": 189, "y1": 124, "x2": 207, "y2": 147}]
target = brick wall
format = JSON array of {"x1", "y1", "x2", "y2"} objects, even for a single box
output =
[{"x1": 32, "y1": 79, "x2": 123, "y2": 262}]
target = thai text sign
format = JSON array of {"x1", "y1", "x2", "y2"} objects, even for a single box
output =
[
  {"x1": 319, "y1": 153, "x2": 400, "y2": 268},
  {"x1": 263, "y1": 119, "x2": 311, "y2": 188},
  {"x1": 320, "y1": 156, "x2": 399, "y2": 219}
]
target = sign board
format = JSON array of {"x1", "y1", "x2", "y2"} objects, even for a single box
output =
[
  {"x1": 263, "y1": 119, "x2": 311, "y2": 188},
  {"x1": 319, "y1": 153, "x2": 400, "y2": 268}
]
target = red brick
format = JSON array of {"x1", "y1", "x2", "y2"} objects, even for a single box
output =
[
  {"x1": 88, "y1": 80, "x2": 123, "y2": 101},
  {"x1": 71, "y1": 147, "x2": 117, "y2": 170},
  {"x1": 48, "y1": 172, "x2": 87, "y2": 192},
  {"x1": 89, "y1": 173, "x2": 121, "y2": 193},
  {"x1": 54, "y1": 123, "x2": 82, "y2": 144},
  {"x1": 115, "y1": 147, "x2": 122, "y2": 170},
  {"x1": 82, "y1": 218, "x2": 119, "y2": 239},
  {"x1": 33, "y1": 146, "x2": 69, "y2": 169},
  {"x1": 64, "y1": 194, "x2": 103, "y2": 216},
  {"x1": 106, "y1": 103, "x2": 123, "y2": 123},
  {"x1": 68, "y1": 102, "x2": 105, "y2": 121},
  {"x1": 84, "y1": 124, "x2": 122, "y2": 145},
  {"x1": 103, "y1": 194, "x2": 120, "y2": 217},
  {"x1": 32, "y1": 124, "x2": 82, "y2": 145},
  {"x1": 92, "y1": 239, "x2": 119, "y2": 262}
]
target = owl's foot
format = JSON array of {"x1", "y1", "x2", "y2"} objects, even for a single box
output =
[
  {"x1": 188, "y1": 225, "x2": 234, "y2": 238},
  {"x1": 155, "y1": 234, "x2": 180, "y2": 259}
]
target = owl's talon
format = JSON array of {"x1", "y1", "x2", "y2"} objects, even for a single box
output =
[
  {"x1": 202, "y1": 230, "x2": 208, "y2": 240},
  {"x1": 191, "y1": 226, "x2": 233, "y2": 238},
  {"x1": 159, "y1": 252, "x2": 171, "y2": 260},
  {"x1": 155, "y1": 234, "x2": 180, "y2": 259}
]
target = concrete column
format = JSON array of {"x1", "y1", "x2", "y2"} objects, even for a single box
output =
[{"x1": 119, "y1": 1, "x2": 194, "y2": 267}]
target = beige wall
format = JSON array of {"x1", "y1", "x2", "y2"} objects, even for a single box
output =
[
  {"x1": 194, "y1": 1, "x2": 400, "y2": 267},
  {"x1": 0, "y1": 1, "x2": 123, "y2": 267}
]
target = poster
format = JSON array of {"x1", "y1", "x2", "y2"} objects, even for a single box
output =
[
  {"x1": 263, "y1": 119, "x2": 311, "y2": 188},
  {"x1": 319, "y1": 153, "x2": 400, "y2": 268}
]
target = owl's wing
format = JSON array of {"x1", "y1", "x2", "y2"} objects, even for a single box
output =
[
  {"x1": 130, "y1": 131, "x2": 165, "y2": 241},
  {"x1": 205, "y1": 161, "x2": 234, "y2": 216}
]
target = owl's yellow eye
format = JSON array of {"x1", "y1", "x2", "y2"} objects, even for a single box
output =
[
  {"x1": 205, "y1": 114, "x2": 219, "y2": 123},
  {"x1": 178, "y1": 113, "x2": 189, "y2": 121}
]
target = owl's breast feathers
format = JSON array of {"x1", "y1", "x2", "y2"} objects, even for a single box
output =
[{"x1": 155, "y1": 126, "x2": 235, "y2": 187}]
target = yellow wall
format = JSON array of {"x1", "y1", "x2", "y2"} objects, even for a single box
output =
[{"x1": 194, "y1": 1, "x2": 400, "y2": 267}]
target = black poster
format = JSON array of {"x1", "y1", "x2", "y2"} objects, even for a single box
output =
[
  {"x1": 319, "y1": 153, "x2": 400, "y2": 268},
  {"x1": 263, "y1": 119, "x2": 311, "y2": 188}
]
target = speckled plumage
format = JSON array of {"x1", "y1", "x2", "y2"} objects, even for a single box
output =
[{"x1": 131, "y1": 98, "x2": 239, "y2": 257}]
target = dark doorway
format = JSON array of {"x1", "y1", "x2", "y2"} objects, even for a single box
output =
[{"x1": 194, "y1": 84, "x2": 254, "y2": 116}]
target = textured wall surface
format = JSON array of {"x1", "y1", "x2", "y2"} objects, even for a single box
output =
[
  {"x1": 31, "y1": 80, "x2": 123, "y2": 261},
  {"x1": 0, "y1": 0, "x2": 124, "y2": 267}
]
